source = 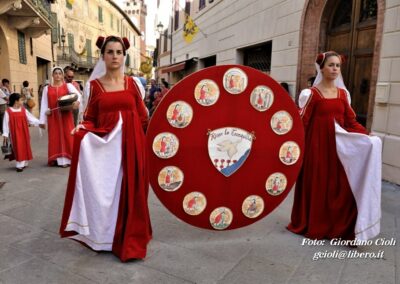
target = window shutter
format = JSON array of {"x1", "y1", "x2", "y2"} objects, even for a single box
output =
[{"x1": 18, "y1": 31, "x2": 27, "y2": 64}]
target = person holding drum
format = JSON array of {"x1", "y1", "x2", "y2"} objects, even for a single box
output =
[
  {"x1": 59, "y1": 36, "x2": 151, "y2": 262},
  {"x1": 39, "y1": 67, "x2": 80, "y2": 167}
]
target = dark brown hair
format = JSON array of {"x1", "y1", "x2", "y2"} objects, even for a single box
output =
[
  {"x1": 96, "y1": 36, "x2": 130, "y2": 56},
  {"x1": 316, "y1": 51, "x2": 345, "y2": 68},
  {"x1": 8, "y1": 93, "x2": 21, "y2": 107}
]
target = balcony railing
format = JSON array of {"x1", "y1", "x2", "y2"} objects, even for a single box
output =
[
  {"x1": 57, "y1": 46, "x2": 98, "y2": 70},
  {"x1": 28, "y1": 0, "x2": 56, "y2": 27}
]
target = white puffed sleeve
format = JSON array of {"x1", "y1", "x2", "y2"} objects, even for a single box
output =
[
  {"x1": 132, "y1": 77, "x2": 145, "y2": 100},
  {"x1": 298, "y1": 88, "x2": 312, "y2": 108},
  {"x1": 26, "y1": 110, "x2": 40, "y2": 126},
  {"x1": 2, "y1": 111, "x2": 9, "y2": 137},
  {"x1": 39, "y1": 86, "x2": 49, "y2": 125},
  {"x1": 67, "y1": 83, "x2": 82, "y2": 103},
  {"x1": 344, "y1": 89, "x2": 351, "y2": 104}
]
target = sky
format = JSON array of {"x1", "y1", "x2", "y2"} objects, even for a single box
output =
[
  {"x1": 144, "y1": 0, "x2": 157, "y2": 46},
  {"x1": 114, "y1": 0, "x2": 172, "y2": 47},
  {"x1": 146, "y1": 0, "x2": 172, "y2": 46}
]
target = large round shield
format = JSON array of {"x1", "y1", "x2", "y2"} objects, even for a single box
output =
[{"x1": 147, "y1": 65, "x2": 304, "y2": 230}]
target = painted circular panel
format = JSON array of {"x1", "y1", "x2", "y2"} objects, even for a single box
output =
[
  {"x1": 147, "y1": 65, "x2": 304, "y2": 230},
  {"x1": 183, "y1": 191, "x2": 207, "y2": 216},
  {"x1": 250, "y1": 86, "x2": 274, "y2": 112},
  {"x1": 265, "y1": 172, "x2": 288, "y2": 196},
  {"x1": 271, "y1": 111, "x2": 293, "y2": 135},
  {"x1": 166, "y1": 101, "x2": 193, "y2": 128},
  {"x1": 210, "y1": 207, "x2": 233, "y2": 230},
  {"x1": 194, "y1": 79, "x2": 219, "y2": 106},
  {"x1": 279, "y1": 141, "x2": 300, "y2": 165},
  {"x1": 158, "y1": 166, "x2": 184, "y2": 192},
  {"x1": 152, "y1": 133, "x2": 179, "y2": 159},
  {"x1": 242, "y1": 195, "x2": 264, "y2": 218},
  {"x1": 223, "y1": 68, "x2": 248, "y2": 94}
]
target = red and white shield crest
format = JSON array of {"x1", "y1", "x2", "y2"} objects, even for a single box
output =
[{"x1": 208, "y1": 127, "x2": 253, "y2": 177}]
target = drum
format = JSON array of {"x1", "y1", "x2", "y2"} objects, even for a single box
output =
[{"x1": 58, "y1": 93, "x2": 78, "y2": 111}]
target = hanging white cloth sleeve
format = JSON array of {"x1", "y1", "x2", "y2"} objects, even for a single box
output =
[{"x1": 334, "y1": 122, "x2": 382, "y2": 240}]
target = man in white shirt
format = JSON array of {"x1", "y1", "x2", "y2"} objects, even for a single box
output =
[{"x1": 0, "y1": 88, "x2": 8, "y2": 135}]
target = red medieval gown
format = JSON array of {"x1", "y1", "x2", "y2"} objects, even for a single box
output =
[
  {"x1": 5, "y1": 107, "x2": 32, "y2": 162},
  {"x1": 59, "y1": 76, "x2": 152, "y2": 261},
  {"x1": 44, "y1": 83, "x2": 74, "y2": 165},
  {"x1": 288, "y1": 87, "x2": 367, "y2": 240}
]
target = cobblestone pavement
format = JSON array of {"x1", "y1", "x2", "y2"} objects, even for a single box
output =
[{"x1": 0, "y1": 128, "x2": 399, "y2": 284}]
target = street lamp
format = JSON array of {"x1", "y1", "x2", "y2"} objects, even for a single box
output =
[
  {"x1": 61, "y1": 33, "x2": 66, "y2": 59},
  {"x1": 156, "y1": 22, "x2": 164, "y2": 34},
  {"x1": 156, "y1": 22, "x2": 171, "y2": 39}
]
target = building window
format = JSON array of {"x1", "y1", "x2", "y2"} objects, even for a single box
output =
[
  {"x1": 84, "y1": 0, "x2": 89, "y2": 17},
  {"x1": 241, "y1": 41, "x2": 272, "y2": 73},
  {"x1": 68, "y1": 33, "x2": 74, "y2": 50},
  {"x1": 66, "y1": 0, "x2": 72, "y2": 9},
  {"x1": 360, "y1": 0, "x2": 377, "y2": 22},
  {"x1": 50, "y1": 12, "x2": 58, "y2": 44},
  {"x1": 174, "y1": 10, "x2": 179, "y2": 30},
  {"x1": 199, "y1": 0, "x2": 206, "y2": 10},
  {"x1": 331, "y1": 1, "x2": 352, "y2": 29},
  {"x1": 30, "y1": 37, "x2": 33, "y2": 56},
  {"x1": 98, "y1": 6, "x2": 103, "y2": 23},
  {"x1": 163, "y1": 30, "x2": 168, "y2": 52},
  {"x1": 17, "y1": 31, "x2": 27, "y2": 64},
  {"x1": 185, "y1": 0, "x2": 191, "y2": 15},
  {"x1": 201, "y1": 55, "x2": 216, "y2": 68},
  {"x1": 57, "y1": 22, "x2": 61, "y2": 44},
  {"x1": 86, "y1": 39, "x2": 92, "y2": 64}
]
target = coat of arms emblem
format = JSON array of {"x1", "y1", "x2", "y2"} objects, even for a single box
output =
[{"x1": 207, "y1": 127, "x2": 254, "y2": 177}]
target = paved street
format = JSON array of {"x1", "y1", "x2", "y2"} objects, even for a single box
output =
[{"x1": 0, "y1": 128, "x2": 399, "y2": 284}]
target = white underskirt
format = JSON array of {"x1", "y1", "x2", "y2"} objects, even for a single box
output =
[
  {"x1": 16, "y1": 161, "x2": 28, "y2": 169},
  {"x1": 57, "y1": 157, "x2": 71, "y2": 166},
  {"x1": 335, "y1": 122, "x2": 382, "y2": 240},
  {"x1": 66, "y1": 116, "x2": 123, "y2": 251}
]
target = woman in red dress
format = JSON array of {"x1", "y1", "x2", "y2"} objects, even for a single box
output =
[
  {"x1": 59, "y1": 36, "x2": 151, "y2": 262},
  {"x1": 288, "y1": 51, "x2": 369, "y2": 240},
  {"x1": 39, "y1": 67, "x2": 80, "y2": 167},
  {"x1": 199, "y1": 84, "x2": 207, "y2": 101},
  {"x1": 2, "y1": 93, "x2": 40, "y2": 171}
]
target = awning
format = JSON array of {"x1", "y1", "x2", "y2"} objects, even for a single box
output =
[
  {"x1": 160, "y1": 57, "x2": 199, "y2": 74},
  {"x1": 161, "y1": 62, "x2": 186, "y2": 74}
]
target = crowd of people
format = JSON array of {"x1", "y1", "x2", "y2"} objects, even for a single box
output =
[{"x1": 1, "y1": 36, "x2": 381, "y2": 262}]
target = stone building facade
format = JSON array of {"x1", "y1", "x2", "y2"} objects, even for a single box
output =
[
  {"x1": 52, "y1": 0, "x2": 142, "y2": 84},
  {"x1": 0, "y1": 0, "x2": 55, "y2": 117},
  {"x1": 0, "y1": 0, "x2": 143, "y2": 116},
  {"x1": 156, "y1": 0, "x2": 400, "y2": 184}
]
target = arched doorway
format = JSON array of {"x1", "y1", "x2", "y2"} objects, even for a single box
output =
[
  {"x1": 323, "y1": 0, "x2": 377, "y2": 126},
  {"x1": 0, "y1": 27, "x2": 10, "y2": 82},
  {"x1": 297, "y1": 0, "x2": 384, "y2": 128}
]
